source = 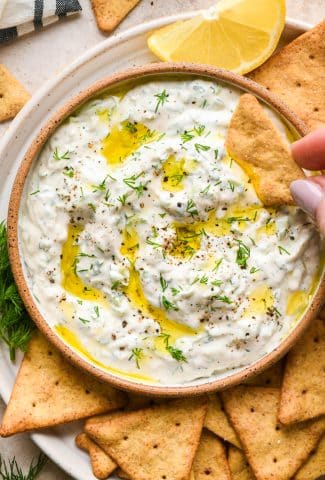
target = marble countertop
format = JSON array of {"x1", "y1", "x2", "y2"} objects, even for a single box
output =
[{"x1": 0, "y1": 0, "x2": 324, "y2": 477}]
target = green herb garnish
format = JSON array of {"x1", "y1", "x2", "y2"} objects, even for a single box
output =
[
  {"x1": 0, "y1": 222, "x2": 34, "y2": 361},
  {"x1": 278, "y1": 245, "x2": 290, "y2": 255},
  {"x1": 0, "y1": 453, "x2": 47, "y2": 480},
  {"x1": 186, "y1": 199, "x2": 198, "y2": 217},
  {"x1": 123, "y1": 172, "x2": 146, "y2": 197},
  {"x1": 129, "y1": 347, "x2": 143, "y2": 369},
  {"x1": 154, "y1": 89, "x2": 169, "y2": 113},
  {"x1": 195, "y1": 143, "x2": 210, "y2": 153},
  {"x1": 213, "y1": 295, "x2": 232, "y2": 304},
  {"x1": 159, "y1": 333, "x2": 187, "y2": 362},
  {"x1": 53, "y1": 148, "x2": 70, "y2": 161},
  {"x1": 162, "y1": 295, "x2": 178, "y2": 312},
  {"x1": 160, "y1": 274, "x2": 168, "y2": 292},
  {"x1": 181, "y1": 131, "x2": 194, "y2": 143},
  {"x1": 235, "y1": 240, "x2": 250, "y2": 269}
]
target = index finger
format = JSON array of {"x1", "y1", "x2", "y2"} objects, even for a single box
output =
[{"x1": 291, "y1": 127, "x2": 325, "y2": 170}]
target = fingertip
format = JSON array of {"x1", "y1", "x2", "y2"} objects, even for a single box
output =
[{"x1": 291, "y1": 127, "x2": 325, "y2": 170}]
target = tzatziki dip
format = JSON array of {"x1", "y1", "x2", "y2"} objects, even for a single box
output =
[{"x1": 20, "y1": 77, "x2": 323, "y2": 385}]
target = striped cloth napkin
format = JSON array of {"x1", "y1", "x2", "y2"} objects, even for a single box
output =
[{"x1": 0, "y1": 0, "x2": 82, "y2": 44}]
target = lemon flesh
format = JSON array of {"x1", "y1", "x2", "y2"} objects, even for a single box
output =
[{"x1": 147, "y1": 0, "x2": 285, "y2": 74}]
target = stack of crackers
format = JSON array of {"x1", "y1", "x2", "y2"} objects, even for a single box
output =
[{"x1": 0, "y1": 310, "x2": 324, "y2": 480}]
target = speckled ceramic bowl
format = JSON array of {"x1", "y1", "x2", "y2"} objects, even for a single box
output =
[{"x1": 7, "y1": 63, "x2": 325, "y2": 396}]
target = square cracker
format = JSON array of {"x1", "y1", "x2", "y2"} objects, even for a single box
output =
[
  {"x1": 192, "y1": 429, "x2": 232, "y2": 480},
  {"x1": 91, "y1": 0, "x2": 140, "y2": 32},
  {"x1": 76, "y1": 433, "x2": 117, "y2": 479},
  {"x1": 0, "y1": 331, "x2": 126, "y2": 436},
  {"x1": 0, "y1": 64, "x2": 30, "y2": 122},
  {"x1": 221, "y1": 386, "x2": 325, "y2": 480},
  {"x1": 294, "y1": 435, "x2": 325, "y2": 479},
  {"x1": 278, "y1": 318, "x2": 325, "y2": 424},
  {"x1": 85, "y1": 397, "x2": 208, "y2": 480},
  {"x1": 249, "y1": 21, "x2": 325, "y2": 132},
  {"x1": 228, "y1": 446, "x2": 255, "y2": 480},
  {"x1": 204, "y1": 395, "x2": 241, "y2": 448},
  {"x1": 226, "y1": 93, "x2": 305, "y2": 206}
]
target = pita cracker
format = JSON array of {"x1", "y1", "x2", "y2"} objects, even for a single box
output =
[
  {"x1": 91, "y1": 0, "x2": 140, "y2": 32},
  {"x1": 226, "y1": 93, "x2": 305, "y2": 206},
  {"x1": 0, "y1": 64, "x2": 30, "y2": 122},
  {"x1": 243, "y1": 362, "x2": 283, "y2": 387},
  {"x1": 228, "y1": 446, "x2": 255, "y2": 480},
  {"x1": 0, "y1": 332, "x2": 126, "y2": 437},
  {"x1": 294, "y1": 435, "x2": 325, "y2": 480},
  {"x1": 76, "y1": 433, "x2": 117, "y2": 479},
  {"x1": 278, "y1": 318, "x2": 325, "y2": 424},
  {"x1": 319, "y1": 304, "x2": 325, "y2": 320},
  {"x1": 249, "y1": 21, "x2": 325, "y2": 132},
  {"x1": 221, "y1": 386, "x2": 325, "y2": 480},
  {"x1": 192, "y1": 429, "x2": 232, "y2": 480},
  {"x1": 85, "y1": 397, "x2": 208, "y2": 480},
  {"x1": 204, "y1": 395, "x2": 241, "y2": 448}
]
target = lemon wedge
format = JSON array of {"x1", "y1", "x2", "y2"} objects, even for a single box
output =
[{"x1": 147, "y1": 0, "x2": 285, "y2": 74}]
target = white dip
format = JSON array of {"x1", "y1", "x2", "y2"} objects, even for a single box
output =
[{"x1": 20, "y1": 78, "x2": 323, "y2": 385}]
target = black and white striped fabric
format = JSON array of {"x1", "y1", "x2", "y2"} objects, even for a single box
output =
[{"x1": 0, "y1": 0, "x2": 82, "y2": 44}]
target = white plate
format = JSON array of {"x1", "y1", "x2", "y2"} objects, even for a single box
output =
[{"x1": 0, "y1": 14, "x2": 311, "y2": 480}]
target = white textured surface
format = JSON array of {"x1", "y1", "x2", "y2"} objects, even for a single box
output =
[{"x1": 0, "y1": 0, "x2": 324, "y2": 478}]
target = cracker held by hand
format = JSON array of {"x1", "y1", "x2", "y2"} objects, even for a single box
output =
[
  {"x1": 0, "y1": 64, "x2": 30, "y2": 122},
  {"x1": 249, "y1": 21, "x2": 325, "y2": 132},
  {"x1": 76, "y1": 433, "x2": 117, "y2": 479},
  {"x1": 85, "y1": 397, "x2": 208, "y2": 480},
  {"x1": 294, "y1": 435, "x2": 325, "y2": 479},
  {"x1": 204, "y1": 395, "x2": 241, "y2": 448},
  {"x1": 228, "y1": 446, "x2": 255, "y2": 480},
  {"x1": 221, "y1": 386, "x2": 325, "y2": 480},
  {"x1": 192, "y1": 429, "x2": 232, "y2": 480},
  {"x1": 278, "y1": 318, "x2": 325, "y2": 424},
  {"x1": 91, "y1": 0, "x2": 140, "y2": 32},
  {"x1": 226, "y1": 93, "x2": 304, "y2": 206},
  {"x1": 0, "y1": 332, "x2": 126, "y2": 437}
]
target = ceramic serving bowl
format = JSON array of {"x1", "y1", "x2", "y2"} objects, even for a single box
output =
[{"x1": 7, "y1": 63, "x2": 325, "y2": 397}]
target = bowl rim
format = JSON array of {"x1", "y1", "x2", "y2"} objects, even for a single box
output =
[{"x1": 7, "y1": 62, "x2": 325, "y2": 397}]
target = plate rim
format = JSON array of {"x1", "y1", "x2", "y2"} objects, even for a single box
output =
[{"x1": 0, "y1": 13, "x2": 313, "y2": 480}]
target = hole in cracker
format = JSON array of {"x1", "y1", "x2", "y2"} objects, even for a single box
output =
[
  {"x1": 314, "y1": 336, "x2": 319, "y2": 343},
  {"x1": 273, "y1": 458, "x2": 277, "y2": 463},
  {"x1": 204, "y1": 469, "x2": 211, "y2": 475},
  {"x1": 302, "y1": 389, "x2": 307, "y2": 394},
  {"x1": 153, "y1": 444, "x2": 158, "y2": 449},
  {"x1": 175, "y1": 422, "x2": 181, "y2": 426},
  {"x1": 48, "y1": 350, "x2": 53, "y2": 356},
  {"x1": 265, "y1": 379, "x2": 271, "y2": 385},
  {"x1": 250, "y1": 407, "x2": 255, "y2": 412},
  {"x1": 55, "y1": 380, "x2": 59, "y2": 386},
  {"x1": 314, "y1": 107, "x2": 319, "y2": 112},
  {"x1": 85, "y1": 389, "x2": 90, "y2": 394},
  {"x1": 32, "y1": 402, "x2": 36, "y2": 407},
  {"x1": 162, "y1": 476, "x2": 166, "y2": 479},
  {"x1": 296, "y1": 81, "x2": 302, "y2": 87},
  {"x1": 123, "y1": 436, "x2": 128, "y2": 440},
  {"x1": 275, "y1": 425, "x2": 280, "y2": 431},
  {"x1": 309, "y1": 54, "x2": 315, "y2": 59}
]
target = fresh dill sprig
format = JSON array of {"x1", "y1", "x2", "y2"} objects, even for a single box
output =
[
  {"x1": 159, "y1": 332, "x2": 187, "y2": 362},
  {"x1": 53, "y1": 148, "x2": 70, "y2": 161},
  {"x1": 0, "y1": 222, "x2": 34, "y2": 361},
  {"x1": 186, "y1": 199, "x2": 198, "y2": 217},
  {"x1": 235, "y1": 240, "x2": 250, "y2": 269},
  {"x1": 161, "y1": 295, "x2": 178, "y2": 312},
  {"x1": 154, "y1": 89, "x2": 169, "y2": 113},
  {"x1": 129, "y1": 347, "x2": 143, "y2": 369},
  {"x1": 0, "y1": 453, "x2": 47, "y2": 480}
]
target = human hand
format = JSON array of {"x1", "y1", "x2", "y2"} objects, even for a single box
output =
[{"x1": 290, "y1": 127, "x2": 325, "y2": 235}]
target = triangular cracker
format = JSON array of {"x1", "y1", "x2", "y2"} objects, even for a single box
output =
[
  {"x1": 91, "y1": 0, "x2": 140, "y2": 32},
  {"x1": 204, "y1": 395, "x2": 241, "y2": 448},
  {"x1": 0, "y1": 64, "x2": 30, "y2": 122},
  {"x1": 226, "y1": 93, "x2": 305, "y2": 206},
  {"x1": 278, "y1": 318, "x2": 325, "y2": 424},
  {"x1": 76, "y1": 432, "x2": 117, "y2": 479},
  {"x1": 85, "y1": 397, "x2": 208, "y2": 480},
  {"x1": 221, "y1": 386, "x2": 325, "y2": 480},
  {"x1": 228, "y1": 446, "x2": 255, "y2": 480},
  {"x1": 249, "y1": 21, "x2": 325, "y2": 132},
  {"x1": 0, "y1": 332, "x2": 126, "y2": 436},
  {"x1": 192, "y1": 429, "x2": 232, "y2": 480},
  {"x1": 294, "y1": 435, "x2": 325, "y2": 479}
]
